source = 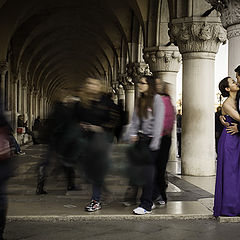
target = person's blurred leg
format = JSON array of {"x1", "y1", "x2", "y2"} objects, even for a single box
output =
[{"x1": 0, "y1": 181, "x2": 7, "y2": 240}]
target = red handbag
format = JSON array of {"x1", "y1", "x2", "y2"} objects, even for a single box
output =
[{"x1": 17, "y1": 127, "x2": 25, "y2": 134}]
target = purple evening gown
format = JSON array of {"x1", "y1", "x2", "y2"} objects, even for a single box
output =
[{"x1": 214, "y1": 115, "x2": 240, "y2": 217}]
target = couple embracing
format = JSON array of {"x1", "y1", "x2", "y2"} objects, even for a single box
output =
[{"x1": 214, "y1": 65, "x2": 240, "y2": 217}]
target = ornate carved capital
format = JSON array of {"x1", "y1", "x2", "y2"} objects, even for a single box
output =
[
  {"x1": 207, "y1": 0, "x2": 240, "y2": 29},
  {"x1": 169, "y1": 17, "x2": 227, "y2": 54},
  {"x1": 33, "y1": 90, "x2": 39, "y2": 97},
  {"x1": 21, "y1": 81, "x2": 28, "y2": 90},
  {"x1": 126, "y1": 62, "x2": 151, "y2": 80},
  {"x1": 143, "y1": 45, "x2": 181, "y2": 73},
  {"x1": 117, "y1": 73, "x2": 135, "y2": 91},
  {"x1": 0, "y1": 61, "x2": 8, "y2": 75}
]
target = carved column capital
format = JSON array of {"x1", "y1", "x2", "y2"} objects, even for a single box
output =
[
  {"x1": 126, "y1": 62, "x2": 151, "y2": 80},
  {"x1": 117, "y1": 73, "x2": 135, "y2": 91},
  {"x1": 143, "y1": 45, "x2": 181, "y2": 73},
  {"x1": 207, "y1": 0, "x2": 240, "y2": 39},
  {"x1": 169, "y1": 17, "x2": 227, "y2": 54},
  {"x1": 33, "y1": 91, "x2": 39, "y2": 98},
  {"x1": 21, "y1": 82, "x2": 28, "y2": 90},
  {"x1": 0, "y1": 61, "x2": 8, "y2": 75}
]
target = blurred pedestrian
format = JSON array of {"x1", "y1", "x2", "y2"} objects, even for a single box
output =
[
  {"x1": 75, "y1": 77, "x2": 115, "y2": 212},
  {"x1": 176, "y1": 109, "x2": 182, "y2": 158},
  {"x1": 36, "y1": 92, "x2": 79, "y2": 194},
  {"x1": 127, "y1": 75, "x2": 165, "y2": 215},
  {"x1": 0, "y1": 113, "x2": 12, "y2": 240},
  {"x1": 152, "y1": 79, "x2": 175, "y2": 207}
]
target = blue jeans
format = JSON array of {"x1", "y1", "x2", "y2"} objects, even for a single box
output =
[{"x1": 92, "y1": 184, "x2": 101, "y2": 202}]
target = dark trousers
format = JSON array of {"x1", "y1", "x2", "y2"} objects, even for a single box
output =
[
  {"x1": 177, "y1": 132, "x2": 181, "y2": 157},
  {"x1": 0, "y1": 180, "x2": 7, "y2": 238},
  {"x1": 139, "y1": 151, "x2": 157, "y2": 211},
  {"x1": 36, "y1": 147, "x2": 75, "y2": 191},
  {"x1": 63, "y1": 166, "x2": 75, "y2": 188},
  {"x1": 152, "y1": 135, "x2": 171, "y2": 202},
  {"x1": 92, "y1": 184, "x2": 102, "y2": 202}
]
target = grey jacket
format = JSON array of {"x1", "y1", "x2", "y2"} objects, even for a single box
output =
[{"x1": 129, "y1": 94, "x2": 165, "y2": 151}]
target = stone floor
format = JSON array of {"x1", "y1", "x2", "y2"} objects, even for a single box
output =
[{"x1": 5, "y1": 143, "x2": 218, "y2": 221}]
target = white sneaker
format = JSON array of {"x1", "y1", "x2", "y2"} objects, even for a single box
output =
[
  {"x1": 151, "y1": 203, "x2": 156, "y2": 210},
  {"x1": 133, "y1": 207, "x2": 152, "y2": 215},
  {"x1": 158, "y1": 200, "x2": 166, "y2": 206}
]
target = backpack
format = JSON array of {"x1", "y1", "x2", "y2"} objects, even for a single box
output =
[{"x1": 161, "y1": 95, "x2": 175, "y2": 136}]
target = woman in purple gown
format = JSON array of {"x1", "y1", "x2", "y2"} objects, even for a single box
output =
[{"x1": 214, "y1": 77, "x2": 240, "y2": 217}]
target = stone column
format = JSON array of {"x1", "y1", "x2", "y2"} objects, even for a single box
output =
[
  {"x1": 43, "y1": 97, "x2": 47, "y2": 119},
  {"x1": 169, "y1": 17, "x2": 227, "y2": 176},
  {"x1": 117, "y1": 86, "x2": 125, "y2": 107},
  {"x1": 0, "y1": 61, "x2": 8, "y2": 111},
  {"x1": 33, "y1": 91, "x2": 39, "y2": 119},
  {"x1": 39, "y1": 95, "x2": 44, "y2": 119},
  {"x1": 11, "y1": 77, "x2": 18, "y2": 134},
  {"x1": 144, "y1": 45, "x2": 181, "y2": 161},
  {"x1": 28, "y1": 89, "x2": 33, "y2": 131},
  {"x1": 21, "y1": 84, "x2": 27, "y2": 117},
  {"x1": 125, "y1": 83, "x2": 135, "y2": 122},
  {"x1": 218, "y1": 0, "x2": 240, "y2": 78},
  {"x1": 117, "y1": 74, "x2": 126, "y2": 110},
  {"x1": 118, "y1": 73, "x2": 135, "y2": 122}
]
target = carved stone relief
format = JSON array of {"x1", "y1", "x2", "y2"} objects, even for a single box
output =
[
  {"x1": 143, "y1": 46, "x2": 181, "y2": 73},
  {"x1": 169, "y1": 21, "x2": 227, "y2": 54},
  {"x1": 206, "y1": 0, "x2": 240, "y2": 29}
]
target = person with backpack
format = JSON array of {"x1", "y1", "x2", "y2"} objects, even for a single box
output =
[
  {"x1": 127, "y1": 75, "x2": 165, "y2": 215},
  {"x1": 152, "y1": 79, "x2": 175, "y2": 208}
]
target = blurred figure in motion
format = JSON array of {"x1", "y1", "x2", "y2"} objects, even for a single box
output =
[
  {"x1": 152, "y1": 79, "x2": 175, "y2": 207},
  {"x1": 114, "y1": 99, "x2": 128, "y2": 143},
  {"x1": 176, "y1": 109, "x2": 182, "y2": 158},
  {"x1": 36, "y1": 91, "x2": 79, "y2": 194},
  {"x1": 0, "y1": 112, "x2": 12, "y2": 240},
  {"x1": 126, "y1": 75, "x2": 165, "y2": 215},
  {"x1": 32, "y1": 116, "x2": 41, "y2": 144},
  {"x1": 75, "y1": 77, "x2": 116, "y2": 212}
]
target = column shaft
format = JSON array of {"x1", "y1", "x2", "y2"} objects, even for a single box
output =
[
  {"x1": 125, "y1": 86, "x2": 135, "y2": 122},
  {"x1": 182, "y1": 52, "x2": 215, "y2": 175},
  {"x1": 11, "y1": 81, "x2": 18, "y2": 134}
]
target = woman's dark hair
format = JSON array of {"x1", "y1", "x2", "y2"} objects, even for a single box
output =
[
  {"x1": 235, "y1": 65, "x2": 240, "y2": 76},
  {"x1": 137, "y1": 75, "x2": 156, "y2": 118},
  {"x1": 219, "y1": 77, "x2": 231, "y2": 97}
]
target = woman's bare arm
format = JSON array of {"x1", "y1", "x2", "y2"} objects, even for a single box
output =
[{"x1": 223, "y1": 102, "x2": 240, "y2": 121}]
